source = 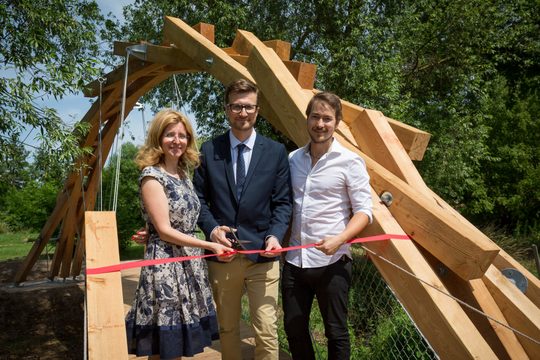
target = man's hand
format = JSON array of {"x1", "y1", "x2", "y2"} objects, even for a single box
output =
[
  {"x1": 260, "y1": 236, "x2": 282, "y2": 258},
  {"x1": 131, "y1": 227, "x2": 148, "y2": 245},
  {"x1": 210, "y1": 225, "x2": 236, "y2": 262},
  {"x1": 314, "y1": 235, "x2": 345, "y2": 255}
]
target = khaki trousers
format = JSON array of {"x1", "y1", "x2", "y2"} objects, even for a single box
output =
[{"x1": 208, "y1": 256, "x2": 280, "y2": 360}]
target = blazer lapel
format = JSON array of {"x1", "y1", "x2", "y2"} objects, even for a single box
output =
[{"x1": 214, "y1": 133, "x2": 237, "y2": 200}]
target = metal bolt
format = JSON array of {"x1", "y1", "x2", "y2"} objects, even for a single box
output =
[{"x1": 380, "y1": 191, "x2": 393, "y2": 207}]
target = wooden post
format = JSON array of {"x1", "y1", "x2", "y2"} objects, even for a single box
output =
[{"x1": 85, "y1": 211, "x2": 128, "y2": 359}]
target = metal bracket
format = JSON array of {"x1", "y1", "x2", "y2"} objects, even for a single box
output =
[
  {"x1": 126, "y1": 44, "x2": 148, "y2": 61},
  {"x1": 501, "y1": 268, "x2": 528, "y2": 294}
]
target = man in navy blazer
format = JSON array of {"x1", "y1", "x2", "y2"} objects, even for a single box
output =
[{"x1": 193, "y1": 79, "x2": 292, "y2": 360}]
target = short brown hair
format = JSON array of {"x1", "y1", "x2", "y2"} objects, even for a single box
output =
[
  {"x1": 224, "y1": 78, "x2": 259, "y2": 106},
  {"x1": 136, "y1": 109, "x2": 200, "y2": 173},
  {"x1": 305, "y1": 92, "x2": 343, "y2": 124}
]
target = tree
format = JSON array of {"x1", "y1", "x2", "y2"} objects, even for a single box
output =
[
  {"x1": 0, "y1": 0, "x2": 106, "y2": 169},
  {"x1": 112, "y1": 0, "x2": 539, "y2": 236}
]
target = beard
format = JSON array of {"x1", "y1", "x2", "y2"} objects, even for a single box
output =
[{"x1": 309, "y1": 130, "x2": 333, "y2": 144}]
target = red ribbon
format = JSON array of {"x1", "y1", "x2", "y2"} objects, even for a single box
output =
[{"x1": 86, "y1": 233, "x2": 410, "y2": 275}]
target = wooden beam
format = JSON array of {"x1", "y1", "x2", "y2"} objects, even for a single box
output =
[
  {"x1": 361, "y1": 192, "x2": 498, "y2": 359},
  {"x1": 162, "y1": 16, "x2": 294, "y2": 141},
  {"x1": 71, "y1": 73, "x2": 171, "y2": 277},
  {"x1": 222, "y1": 52, "x2": 316, "y2": 89},
  {"x1": 230, "y1": 32, "x2": 292, "y2": 60},
  {"x1": 493, "y1": 250, "x2": 540, "y2": 308},
  {"x1": 349, "y1": 108, "x2": 426, "y2": 185},
  {"x1": 339, "y1": 97, "x2": 431, "y2": 161},
  {"x1": 192, "y1": 22, "x2": 215, "y2": 43},
  {"x1": 241, "y1": 29, "x2": 311, "y2": 146},
  {"x1": 84, "y1": 60, "x2": 164, "y2": 97},
  {"x1": 113, "y1": 41, "x2": 201, "y2": 71},
  {"x1": 263, "y1": 40, "x2": 291, "y2": 60},
  {"x1": 387, "y1": 117, "x2": 431, "y2": 160},
  {"x1": 483, "y1": 265, "x2": 540, "y2": 357},
  {"x1": 85, "y1": 211, "x2": 128, "y2": 360},
  {"x1": 163, "y1": 16, "x2": 253, "y2": 87},
  {"x1": 336, "y1": 133, "x2": 499, "y2": 280},
  {"x1": 421, "y1": 251, "x2": 527, "y2": 359},
  {"x1": 71, "y1": 115, "x2": 122, "y2": 276},
  {"x1": 282, "y1": 60, "x2": 316, "y2": 89}
]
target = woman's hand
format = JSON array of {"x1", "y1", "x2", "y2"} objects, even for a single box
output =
[{"x1": 131, "y1": 227, "x2": 148, "y2": 245}]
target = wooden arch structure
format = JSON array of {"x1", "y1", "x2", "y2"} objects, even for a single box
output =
[{"x1": 15, "y1": 16, "x2": 540, "y2": 359}]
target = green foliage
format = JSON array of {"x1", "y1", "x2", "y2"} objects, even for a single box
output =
[
  {"x1": 0, "y1": 0, "x2": 105, "y2": 170},
  {"x1": 0, "y1": 180, "x2": 60, "y2": 232},
  {"x1": 115, "y1": 0, "x2": 539, "y2": 236},
  {"x1": 101, "y1": 142, "x2": 144, "y2": 251}
]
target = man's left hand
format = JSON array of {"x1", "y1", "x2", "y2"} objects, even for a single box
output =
[
  {"x1": 315, "y1": 236, "x2": 344, "y2": 255},
  {"x1": 261, "y1": 236, "x2": 282, "y2": 258}
]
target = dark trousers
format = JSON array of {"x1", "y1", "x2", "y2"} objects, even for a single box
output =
[{"x1": 281, "y1": 257, "x2": 352, "y2": 360}]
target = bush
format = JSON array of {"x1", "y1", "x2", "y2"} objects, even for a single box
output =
[{"x1": 1, "y1": 181, "x2": 59, "y2": 232}]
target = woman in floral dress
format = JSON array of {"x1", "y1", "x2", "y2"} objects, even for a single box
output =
[{"x1": 125, "y1": 109, "x2": 233, "y2": 359}]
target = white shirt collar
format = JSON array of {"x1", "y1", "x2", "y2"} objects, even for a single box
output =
[
  {"x1": 302, "y1": 137, "x2": 342, "y2": 158},
  {"x1": 229, "y1": 130, "x2": 257, "y2": 150}
]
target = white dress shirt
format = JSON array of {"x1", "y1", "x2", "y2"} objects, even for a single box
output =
[
  {"x1": 286, "y1": 139, "x2": 373, "y2": 268},
  {"x1": 229, "y1": 130, "x2": 256, "y2": 181}
]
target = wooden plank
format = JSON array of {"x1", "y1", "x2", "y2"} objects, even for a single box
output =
[
  {"x1": 85, "y1": 211, "x2": 128, "y2": 360},
  {"x1": 336, "y1": 133, "x2": 499, "y2": 280},
  {"x1": 361, "y1": 191, "x2": 498, "y2": 359},
  {"x1": 483, "y1": 265, "x2": 540, "y2": 357},
  {"x1": 71, "y1": 115, "x2": 122, "y2": 276}
]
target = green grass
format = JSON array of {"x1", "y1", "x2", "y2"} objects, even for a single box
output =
[
  {"x1": 0, "y1": 231, "x2": 39, "y2": 261},
  {"x1": 120, "y1": 242, "x2": 145, "y2": 260}
]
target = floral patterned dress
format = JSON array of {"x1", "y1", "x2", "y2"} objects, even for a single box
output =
[{"x1": 125, "y1": 166, "x2": 218, "y2": 358}]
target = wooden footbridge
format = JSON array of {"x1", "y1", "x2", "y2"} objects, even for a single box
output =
[{"x1": 14, "y1": 16, "x2": 540, "y2": 359}]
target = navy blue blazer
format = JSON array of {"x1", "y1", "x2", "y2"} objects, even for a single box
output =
[{"x1": 193, "y1": 131, "x2": 292, "y2": 263}]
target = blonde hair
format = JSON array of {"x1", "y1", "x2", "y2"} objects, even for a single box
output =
[{"x1": 136, "y1": 109, "x2": 200, "y2": 173}]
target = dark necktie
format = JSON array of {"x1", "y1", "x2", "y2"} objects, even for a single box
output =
[{"x1": 236, "y1": 144, "x2": 247, "y2": 199}]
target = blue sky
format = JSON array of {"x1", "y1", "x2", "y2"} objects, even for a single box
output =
[{"x1": 22, "y1": 1, "x2": 155, "y2": 153}]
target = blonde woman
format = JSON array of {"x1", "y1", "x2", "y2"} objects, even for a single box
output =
[{"x1": 125, "y1": 109, "x2": 232, "y2": 359}]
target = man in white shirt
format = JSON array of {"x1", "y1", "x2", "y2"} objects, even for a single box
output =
[{"x1": 282, "y1": 92, "x2": 373, "y2": 360}]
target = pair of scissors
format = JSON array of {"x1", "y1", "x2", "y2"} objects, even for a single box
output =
[{"x1": 227, "y1": 227, "x2": 251, "y2": 250}]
